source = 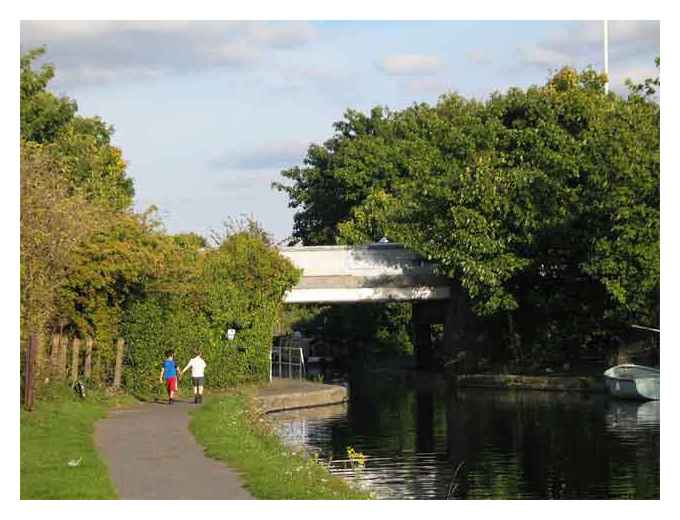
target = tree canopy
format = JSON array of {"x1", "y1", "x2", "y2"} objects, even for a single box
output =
[
  {"x1": 21, "y1": 47, "x2": 134, "y2": 211},
  {"x1": 276, "y1": 64, "x2": 660, "y2": 363}
]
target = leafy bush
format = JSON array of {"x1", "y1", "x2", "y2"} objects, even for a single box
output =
[{"x1": 123, "y1": 231, "x2": 300, "y2": 395}]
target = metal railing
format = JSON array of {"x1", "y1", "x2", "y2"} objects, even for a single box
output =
[{"x1": 271, "y1": 346, "x2": 305, "y2": 381}]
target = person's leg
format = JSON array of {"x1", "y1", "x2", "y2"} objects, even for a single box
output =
[
  {"x1": 198, "y1": 381, "x2": 204, "y2": 403},
  {"x1": 169, "y1": 377, "x2": 177, "y2": 403}
]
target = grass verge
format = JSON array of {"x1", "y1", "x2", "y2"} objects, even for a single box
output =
[
  {"x1": 20, "y1": 386, "x2": 137, "y2": 499},
  {"x1": 189, "y1": 390, "x2": 371, "y2": 499}
]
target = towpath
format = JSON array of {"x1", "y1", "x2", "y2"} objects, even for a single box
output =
[{"x1": 94, "y1": 399, "x2": 254, "y2": 500}]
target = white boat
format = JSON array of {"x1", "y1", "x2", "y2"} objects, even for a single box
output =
[{"x1": 604, "y1": 364, "x2": 660, "y2": 400}]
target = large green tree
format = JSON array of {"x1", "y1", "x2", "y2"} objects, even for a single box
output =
[
  {"x1": 21, "y1": 47, "x2": 134, "y2": 211},
  {"x1": 276, "y1": 65, "x2": 660, "y2": 363},
  {"x1": 21, "y1": 47, "x2": 141, "y2": 344},
  {"x1": 20, "y1": 142, "x2": 102, "y2": 338},
  {"x1": 21, "y1": 47, "x2": 164, "y2": 382}
]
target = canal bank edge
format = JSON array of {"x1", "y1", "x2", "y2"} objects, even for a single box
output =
[
  {"x1": 254, "y1": 379, "x2": 348, "y2": 413},
  {"x1": 254, "y1": 376, "x2": 606, "y2": 412},
  {"x1": 189, "y1": 391, "x2": 371, "y2": 499},
  {"x1": 456, "y1": 374, "x2": 606, "y2": 393}
]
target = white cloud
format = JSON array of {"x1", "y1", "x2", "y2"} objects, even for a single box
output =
[
  {"x1": 215, "y1": 173, "x2": 271, "y2": 193},
  {"x1": 404, "y1": 78, "x2": 452, "y2": 97},
  {"x1": 209, "y1": 140, "x2": 309, "y2": 171},
  {"x1": 517, "y1": 20, "x2": 659, "y2": 70},
  {"x1": 377, "y1": 54, "x2": 444, "y2": 76},
  {"x1": 20, "y1": 21, "x2": 318, "y2": 87},
  {"x1": 248, "y1": 22, "x2": 318, "y2": 48},
  {"x1": 517, "y1": 46, "x2": 573, "y2": 69},
  {"x1": 207, "y1": 41, "x2": 261, "y2": 67},
  {"x1": 569, "y1": 20, "x2": 659, "y2": 50},
  {"x1": 277, "y1": 63, "x2": 348, "y2": 90},
  {"x1": 466, "y1": 49, "x2": 493, "y2": 66}
]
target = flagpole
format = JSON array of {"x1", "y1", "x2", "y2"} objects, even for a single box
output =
[{"x1": 604, "y1": 20, "x2": 609, "y2": 94}]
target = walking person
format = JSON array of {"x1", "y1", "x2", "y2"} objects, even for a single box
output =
[
  {"x1": 159, "y1": 350, "x2": 179, "y2": 405},
  {"x1": 181, "y1": 349, "x2": 207, "y2": 404}
]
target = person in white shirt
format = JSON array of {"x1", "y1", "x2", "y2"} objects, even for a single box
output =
[{"x1": 181, "y1": 350, "x2": 207, "y2": 404}]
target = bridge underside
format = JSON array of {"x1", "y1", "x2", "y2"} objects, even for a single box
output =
[{"x1": 278, "y1": 245, "x2": 482, "y2": 370}]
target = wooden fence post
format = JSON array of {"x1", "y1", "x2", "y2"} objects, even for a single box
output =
[
  {"x1": 58, "y1": 336, "x2": 69, "y2": 380},
  {"x1": 113, "y1": 338, "x2": 125, "y2": 389},
  {"x1": 49, "y1": 334, "x2": 61, "y2": 381},
  {"x1": 23, "y1": 334, "x2": 39, "y2": 411},
  {"x1": 71, "y1": 337, "x2": 81, "y2": 382},
  {"x1": 93, "y1": 343, "x2": 102, "y2": 385},
  {"x1": 34, "y1": 332, "x2": 47, "y2": 387},
  {"x1": 83, "y1": 338, "x2": 93, "y2": 380}
]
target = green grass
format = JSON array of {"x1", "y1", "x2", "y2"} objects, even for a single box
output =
[
  {"x1": 189, "y1": 390, "x2": 372, "y2": 499},
  {"x1": 20, "y1": 386, "x2": 137, "y2": 499}
]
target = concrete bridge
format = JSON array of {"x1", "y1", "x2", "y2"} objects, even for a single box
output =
[
  {"x1": 278, "y1": 244, "x2": 479, "y2": 370},
  {"x1": 279, "y1": 243, "x2": 451, "y2": 304}
]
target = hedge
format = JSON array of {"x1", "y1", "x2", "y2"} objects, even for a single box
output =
[{"x1": 122, "y1": 232, "x2": 300, "y2": 395}]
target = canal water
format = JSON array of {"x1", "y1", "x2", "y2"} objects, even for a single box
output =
[{"x1": 269, "y1": 369, "x2": 660, "y2": 499}]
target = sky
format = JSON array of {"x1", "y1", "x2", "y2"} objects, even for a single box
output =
[{"x1": 19, "y1": 20, "x2": 660, "y2": 243}]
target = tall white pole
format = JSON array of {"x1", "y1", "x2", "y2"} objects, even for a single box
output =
[{"x1": 604, "y1": 20, "x2": 609, "y2": 94}]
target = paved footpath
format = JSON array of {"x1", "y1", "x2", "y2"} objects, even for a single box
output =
[{"x1": 95, "y1": 399, "x2": 254, "y2": 500}]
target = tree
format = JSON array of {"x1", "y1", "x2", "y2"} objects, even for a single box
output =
[
  {"x1": 20, "y1": 47, "x2": 77, "y2": 144},
  {"x1": 20, "y1": 142, "x2": 102, "y2": 337},
  {"x1": 21, "y1": 47, "x2": 139, "y2": 345},
  {"x1": 277, "y1": 65, "x2": 660, "y2": 364},
  {"x1": 274, "y1": 106, "x2": 405, "y2": 245},
  {"x1": 51, "y1": 116, "x2": 134, "y2": 210},
  {"x1": 21, "y1": 47, "x2": 135, "y2": 210},
  {"x1": 57, "y1": 208, "x2": 173, "y2": 343}
]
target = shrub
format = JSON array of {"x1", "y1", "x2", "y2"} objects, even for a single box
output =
[{"x1": 123, "y1": 231, "x2": 300, "y2": 395}]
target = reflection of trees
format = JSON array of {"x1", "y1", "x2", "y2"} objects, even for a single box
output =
[
  {"x1": 416, "y1": 388, "x2": 435, "y2": 453},
  {"x1": 445, "y1": 389, "x2": 659, "y2": 499},
  {"x1": 331, "y1": 370, "x2": 418, "y2": 455},
  {"x1": 292, "y1": 371, "x2": 658, "y2": 499},
  {"x1": 339, "y1": 371, "x2": 453, "y2": 498},
  {"x1": 603, "y1": 401, "x2": 660, "y2": 499}
]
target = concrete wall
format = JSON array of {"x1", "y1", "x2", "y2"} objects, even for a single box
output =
[{"x1": 279, "y1": 243, "x2": 436, "y2": 277}]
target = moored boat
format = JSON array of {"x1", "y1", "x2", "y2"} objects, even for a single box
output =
[{"x1": 603, "y1": 364, "x2": 660, "y2": 400}]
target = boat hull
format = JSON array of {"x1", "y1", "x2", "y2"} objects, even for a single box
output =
[
  {"x1": 635, "y1": 377, "x2": 660, "y2": 400},
  {"x1": 604, "y1": 364, "x2": 660, "y2": 401}
]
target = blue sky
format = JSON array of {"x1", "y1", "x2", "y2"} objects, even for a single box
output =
[{"x1": 20, "y1": 20, "x2": 660, "y2": 242}]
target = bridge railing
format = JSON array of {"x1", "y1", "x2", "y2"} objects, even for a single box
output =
[{"x1": 270, "y1": 346, "x2": 305, "y2": 381}]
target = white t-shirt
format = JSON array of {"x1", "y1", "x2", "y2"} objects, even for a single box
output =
[{"x1": 186, "y1": 356, "x2": 206, "y2": 378}]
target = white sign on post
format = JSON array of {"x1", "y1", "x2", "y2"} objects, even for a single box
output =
[{"x1": 226, "y1": 329, "x2": 236, "y2": 341}]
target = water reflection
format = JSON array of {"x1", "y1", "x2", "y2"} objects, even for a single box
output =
[
  {"x1": 605, "y1": 400, "x2": 660, "y2": 436},
  {"x1": 269, "y1": 371, "x2": 659, "y2": 499}
]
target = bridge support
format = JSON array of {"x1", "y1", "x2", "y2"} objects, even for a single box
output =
[
  {"x1": 412, "y1": 302, "x2": 443, "y2": 370},
  {"x1": 412, "y1": 283, "x2": 486, "y2": 372},
  {"x1": 414, "y1": 322, "x2": 434, "y2": 370}
]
